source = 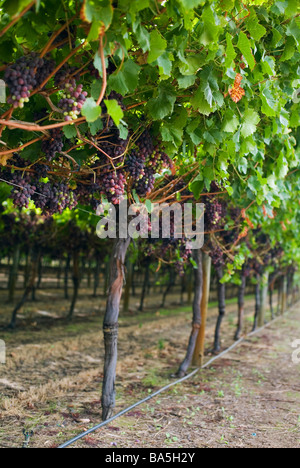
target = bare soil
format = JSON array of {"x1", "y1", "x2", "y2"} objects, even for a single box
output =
[{"x1": 0, "y1": 282, "x2": 299, "y2": 448}]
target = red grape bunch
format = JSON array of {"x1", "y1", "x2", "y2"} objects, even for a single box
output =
[
  {"x1": 4, "y1": 53, "x2": 54, "y2": 108},
  {"x1": 100, "y1": 170, "x2": 126, "y2": 205},
  {"x1": 55, "y1": 68, "x2": 87, "y2": 121}
]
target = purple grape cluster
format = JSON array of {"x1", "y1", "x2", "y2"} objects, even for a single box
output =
[
  {"x1": 175, "y1": 240, "x2": 192, "y2": 276},
  {"x1": 126, "y1": 149, "x2": 146, "y2": 180},
  {"x1": 209, "y1": 246, "x2": 225, "y2": 268},
  {"x1": 35, "y1": 163, "x2": 50, "y2": 179},
  {"x1": 41, "y1": 128, "x2": 64, "y2": 161},
  {"x1": 58, "y1": 78, "x2": 87, "y2": 121},
  {"x1": 9, "y1": 173, "x2": 36, "y2": 208},
  {"x1": 135, "y1": 167, "x2": 155, "y2": 197},
  {"x1": 33, "y1": 181, "x2": 77, "y2": 215},
  {"x1": 205, "y1": 198, "x2": 226, "y2": 232},
  {"x1": 75, "y1": 182, "x2": 100, "y2": 209},
  {"x1": 100, "y1": 170, "x2": 126, "y2": 205},
  {"x1": 4, "y1": 53, "x2": 54, "y2": 108},
  {"x1": 148, "y1": 149, "x2": 173, "y2": 173},
  {"x1": 136, "y1": 130, "x2": 155, "y2": 157}
]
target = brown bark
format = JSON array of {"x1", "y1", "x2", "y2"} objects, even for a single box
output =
[
  {"x1": 102, "y1": 237, "x2": 131, "y2": 420},
  {"x1": 176, "y1": 249, "x2": 203, "y2": 377}
]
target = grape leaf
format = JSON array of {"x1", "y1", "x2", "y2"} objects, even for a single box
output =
[
  {"x1": 80, "y1": 0, "x2": 113, "y2": 29},
  {"x1": 224, "y1": 33, "x2": 236, "y2": 68},
  {"x1": 177, "y1": 0, "x2": 205, "y2": 9},
  {"x1": 63, "y1": 126, "x2": 77, "y2": 139},
  {"x1": 108, "y1": 60, "x2": 140, "y2": 95},
  {"x1": 147, "y1": 84, "x2": 176, "y2": 120},
  {"x1": 148, "y1": 30, "x2": 167, "y2": 64},
  {"x1": 81, "y1": 98, "x2": 102, "y2": 122},
  {"x1": 237, "y1": 32, "x2": 256, "y2": 70},
  {"x1": 104, "y1": 99, "x2": 124, "y2": 126},
  {"x1": 241, "y1": 109, "x2": 260, "y2": 138}
]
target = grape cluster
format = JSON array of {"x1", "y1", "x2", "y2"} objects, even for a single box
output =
[
  {"x1": 175, "y1": 240, "x2": 192, "y2": 276},
  {"x1": 55, "y1": 67, "x2": 87, "y2": 121},
  {"x1": 204, "y1": 198, "x2": 226, "y2": 232},
  {"x1": 135, "y1": 167, "x2": 155, "y2": 197},
  {"x1": 9, "y1": 173, "x2": 36, "y2": 208},
  {"x1": 242, "y1": 260, "x2": 252, "y2": 278},
  {"x1": 5, "y1": 53, "x2": 54, "y2": 108},
  {"x1": 58, "y1": 79, "x2": 87, "y2": 121},
  {"x1": 209, "y1": 245, "x2": 225, "y2": 269},
  {"x1": 35, "y1": 163, "x2": 50, "y2": 179},
  {"x1": 148, "y1": 149, "x2": 173, "y2": 173},
  {"x1": 126, "y1": 149, "x2": 145, "y2": 180},
  {"x1": 33, "y1": 181, "x2": 77, "y2": 215},
  {"x1": 75, "y1": 182, "x2": 100, "y2": 210},
  {"x1": 100, "y1": 170, "x2": 126, "y2": 205},
  {"x1": 136, "y1": 130, "x2": 155, "y2": 157},
  {"x1": 41, "y1": 128, "x2": 64, "y2": 161}
]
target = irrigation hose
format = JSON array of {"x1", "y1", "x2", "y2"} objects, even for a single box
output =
[{"x1": 58, "y1": 305, "x2": 295, "y2": 449}]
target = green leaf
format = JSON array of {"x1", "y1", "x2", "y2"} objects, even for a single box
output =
[
  {"x1": 118, "y1": 123, "x2": 129, "y2": 140},
  {"x1": 89, "y1": 118, "x2": 103, "y2": 136},
  {"x1": 238, "y1": 156, "x2": 248, "y2": 174},
  {"x1": 246, "y1": 14, "x2": 267, "y2": 41},
  {"x1": 2, "y1": 0, "x2": 33, "y2": 16},
  {"x1": 148, "y1": 30, "x2": 167, "y2": 64},
  {"x1": 87, "y1": 20, "x2": 103, "y2": 42},
  {"x1": 157, "y1": 53, "x2": 173, "y2": 78},
  {"x1": 145, "y1": 199, "x2": 154, "y2": 213},
  {"x1": 81, "y1": 0, "x2": 113, "y2": 29},
  {"x1": 199, "y1": 6, "x2": 221, "y2": 46},
  {"x1": 90, "y1": 80, "x2": 103, "y2": 100},
  {"x1": 222, "y1": 110, "x2": 239, "y2": 133},
  {"x1": 108, "y1": 60, "x2": 140, "y2": 95},
  {"x1": 280, "y1": 36, "x2": 296, "y2": 61},
  {"x1": 241, "y1": 109, "x2": 260, "y2": 138},
  {"x1": 191, "y1": 88, "x2": 214, "y2": 116},
  {"x1": 81, "y1": 98, "x2": 102, "y2": 122},
  {"x1": 237, "y1": 32, "x2": 256, "y2": 70},
  {"x1": 134, "y1": 24, "x2": 150, "y2": 52},
  {"x1": 104, "y1": 99, "x2": 124, "y2": 126},
  {"x1": 63, "y1": 126, "x2": 77, "y2": 139},
  {"x1": 189, "y1": 175, "x2": 204, "y2": 199},
  {"x1": 178, "y1": 0, "x2": 205, "y2": 9},
  {"x1": 177, "y1": 75, "x2": 196, "y2": 89},
  {"x1": 286, "y1": 18, "x2": 300, "y2": 46},
  {"x1": 261, "y1": 56, "x2": 276, "y2": 76},
  {"x1": 161, "y1": 125, "x2": 183, "y2": 147},
  {"x1": 224, "y1": 33, "x2": 236, "y2": 68},
  {"x1": 147, "y1": 84, "x2": 176, "y2": 120}
]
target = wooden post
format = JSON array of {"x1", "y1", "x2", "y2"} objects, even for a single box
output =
[
  {"x1": 235, "y1": 274, "x2": 246, "y2": 340},
  {"x1": 102, "y1": 236, "x2": 131, "y2": 420},
  {"x1": 258, "y1": 270, "x2": 269, "y2": 328},
  {"x1": 176, "y1": 249, "x2": 203, "y2": 378},
  {"x1": 192, "y1": 252, "x2": 211, "y2": 367},
  {"x1": 281, "y1": 275, "x2": 287, "y2": 314},
  {"x1": 8, "y1": 243, "x2": 20, "y2": 303}
]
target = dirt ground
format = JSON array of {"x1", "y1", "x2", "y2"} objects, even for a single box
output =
[{"x1": 0, "y1": 281, "x2": 299, "y2": 449}]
